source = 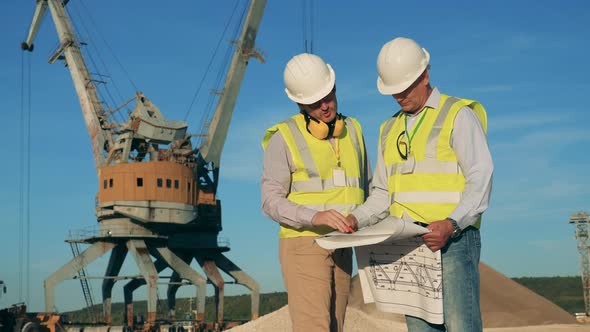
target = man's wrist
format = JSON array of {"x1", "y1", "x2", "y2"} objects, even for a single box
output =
[
  {"x1": 350, "y1": 210, "x2": 367, "y2": 228},
  {"x1": 306, "y1": 210, "x2": 319, "y2": 227},
  {"x1": 447, "y1": 217, "x2": 461, "y2": 238}
]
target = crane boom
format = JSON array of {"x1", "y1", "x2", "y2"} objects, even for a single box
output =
[
  {"x1": 22, "y1": 0, "x2": 113, "y2": 171},
  {"x1": 198, "y1": 0, "x2": 267, "y2": 167}
]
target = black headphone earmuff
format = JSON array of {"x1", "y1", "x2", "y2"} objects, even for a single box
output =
[{"x1": 300, "y1": 111, "x2": 345, "y2": 139}]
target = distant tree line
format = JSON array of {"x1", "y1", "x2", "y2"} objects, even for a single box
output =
[
  {"x1": 62, "y1": 292, "x2": 288, "y2": 325},
  {"x1": 63, "y1": 277, "x2": 585, "y2": 324},
  {"x1": 513, "y1": 276, "x2": 585, "y2": 314}
]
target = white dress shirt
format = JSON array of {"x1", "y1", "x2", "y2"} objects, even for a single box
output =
[{"x1": 351, "y1": 88, "x2": 493, "y2": 230}]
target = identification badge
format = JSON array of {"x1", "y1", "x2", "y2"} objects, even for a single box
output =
[
  {"x1": 398, "y1": 155, "x2": 415, "y2": 174},
  {"x1": 333, "y1": 168, "x2": 346, "y2": 187}
]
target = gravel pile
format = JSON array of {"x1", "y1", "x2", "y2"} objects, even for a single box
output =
[
  {"x1": 227, "y1": 305, "x2": 405, "y2": 332},
  {"x1": 228, "y1": 262, "x2": 585, "y2": 331}
]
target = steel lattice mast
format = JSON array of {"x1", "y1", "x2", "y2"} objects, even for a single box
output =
[{"x1": 569, "y1": 211, "x2": 590, "y2": 316}]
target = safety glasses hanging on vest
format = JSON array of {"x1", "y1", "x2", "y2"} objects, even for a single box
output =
[
  {"x1": 300, "y1": 111, "x2": 345, "y2": 140},
  {"x1": 396, "y1": 108, "x2": 429, "y2": 160},
  {"x1": 396, "y1": 130, "x2": 408, "y2": 160}
]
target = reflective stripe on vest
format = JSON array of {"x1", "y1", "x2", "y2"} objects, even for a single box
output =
[
  {"x1": 263, "y1": 114, "x2": 366, "y2": 238},
  {"x1": 386, "y1": 159, "x2": 461, "y2": 176},
  {"x1": 380, "y1": 94, "x2": 486, "y2": 227}
]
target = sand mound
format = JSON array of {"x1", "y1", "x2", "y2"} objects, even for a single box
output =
[
  {"x1": 479, "y1": 263, "x2": 577, "y2": 327},
  {"x1": 350, "y1": 262, "x2": 577, "y2": 328},
  {"x1": 227, "y1": 306, "x2": 586, "y2": 332},
  {"x1": 227, "y1": 305, "x2": 406, "y2": 331},
  {"x1": 229, "y1": 262, "x2": 581, "y2": 331}
]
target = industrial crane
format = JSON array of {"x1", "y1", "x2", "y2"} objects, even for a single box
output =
[{"x1": 21, "y1": 0, "x2": 266, "y2": 330}]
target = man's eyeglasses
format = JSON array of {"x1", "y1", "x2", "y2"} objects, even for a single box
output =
[{"x1": 396, "y1": 130, "x2": 408, "y2": 160}]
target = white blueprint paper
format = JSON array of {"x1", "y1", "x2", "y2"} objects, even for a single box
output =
[
  {"x1": 315, "y1": 214, "x2": 444, "y2": 324},
  {"x1": 315, "y1": 215, "x2": 429, "y2": 250},
  {"x1": 356, "y1": 236, "x2": 443, "y2": 324}
]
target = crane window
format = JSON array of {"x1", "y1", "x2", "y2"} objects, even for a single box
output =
[
  {"x1": 137, "y1": 178, "x2": 144, "y2": 187},
  {"x1": 157, "y1": 178, "x2": 163, "y2": 187},
  {"x1": 166, "y1": 179, "x2": 172, "y2": 188},
  {"x1": 174, "y1": 179, "x2": 179, "y2": 189}
]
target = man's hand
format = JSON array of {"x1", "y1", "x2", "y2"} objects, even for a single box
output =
[
  {"x1": 311, "y1": 210, "x2": 354, "y2": 233},
  {"x1": 421, "y1": 219, "x2": 455, "y2": 252},
  {"x1": 345, "y1": 214, "x2": 359, "y2": 232}
]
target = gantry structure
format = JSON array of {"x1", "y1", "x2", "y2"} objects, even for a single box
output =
[
  {"x1": 21, "y1": 0, "x2": 266, "y2": 329},
  {"x1": 569, "y1": 211, "x2": 590, "y2": 316}
]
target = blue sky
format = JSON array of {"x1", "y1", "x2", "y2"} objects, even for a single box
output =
[{"x1": 1, "y1": 0, "x2": 589, "y2": 313}]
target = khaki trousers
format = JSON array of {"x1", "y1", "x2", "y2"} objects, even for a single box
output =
[{"x1": 279, "y1": 236, "x2": 352, "y2": 332}]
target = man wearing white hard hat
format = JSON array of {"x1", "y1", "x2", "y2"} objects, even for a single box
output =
[
  {"x1": 347, "y1": 37, "x2": 493, "y2": 332},
  {"x1": 261, "y1": 53, "x2": 370, "y2": 331}
]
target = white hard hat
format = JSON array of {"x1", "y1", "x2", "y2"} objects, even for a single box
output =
[
  {"x1": 376, "y1": 37, "x2": 430, "y2": 95},
  {"x1": 284, "y1": 53, "x2": 336, "y2": 104}
]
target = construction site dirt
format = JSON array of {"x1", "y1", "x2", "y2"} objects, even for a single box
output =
[{"x1": 228, "y1": 263, "x2": 589, "y2": 332}]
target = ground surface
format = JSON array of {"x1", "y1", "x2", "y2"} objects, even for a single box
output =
[{"x1": 229, "y1": 263, "x2": 589, "y2": 331}]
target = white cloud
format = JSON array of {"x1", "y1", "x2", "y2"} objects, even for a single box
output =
[
  {"x1": 520, "y1": 128, "x2": 590, "y2": 145},
  {"x1": 489, "y1": 111, "x2": 567, "y2": 132},
  {"x1": 490, "y1": 125, "x2": 589, "y2": 153},
  {"x1": 537, "y1": 180, "x2": 589, "y2": 200},
  {"x1": 527, "y1": 239, "x2": 563, "y2": 251},
  {"x1": 471, "y1": 84, "x2": 514, "y2": 93},
  {"x1": 219, "y1": 104, "x2": 286, "y2": 181},
  {"x1": 480, "y1": 32, "x2": 536, "y2": 63}
]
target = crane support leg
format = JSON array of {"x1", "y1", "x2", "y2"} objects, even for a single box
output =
[
  {"x1": 44, "y1": 241, "x2": 116, "y2": 312},
  {"x1": 122, "y1": 257, "x2": 168, "y2": 327},
  {"x1": 214, "y1": 253, "x2": 260, "y2": 319},
  {"x1": 123, "y1": 278, "x2": 145, "y2": 328},
  {"x1": 197, "y1": 258, "x2": 225, "y2": 324},
  {"x1": 126, "y1": 240, "x2": 158, "y2": 328},
  {"x1": 157, "y1": 248, "x2": 207, "y2": 321},
  {"x1": 167, "y1": 271, "x2": 182, "y2": 320},
  {"x1": 102, "y1": 243, "x2": 127, "y2": 324}
]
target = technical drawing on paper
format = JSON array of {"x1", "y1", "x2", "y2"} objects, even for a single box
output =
[
  {"x1": 368, "y1": 236, "x2": 442, "y2": 299},
  {"x1": 315, "y1": 214, "x2": 444, "y2": 323},
  {"x1": 356, "y1": 236, "x2": 444, "y2": 324}
]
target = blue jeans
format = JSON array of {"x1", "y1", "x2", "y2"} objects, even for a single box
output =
[{"x1": 406, "y1": 226, "x2": 482, "y2": 332}]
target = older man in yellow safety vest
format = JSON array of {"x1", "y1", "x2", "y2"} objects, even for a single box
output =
[
  {"x1": 261, "y1": 53, "x2": 370, "y2": 332},
  {"x1": 346, "y1": 37, "x2": 493, "y2": 332}
]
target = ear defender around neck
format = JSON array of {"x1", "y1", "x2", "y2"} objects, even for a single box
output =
[
  {"x1": 332, "y1": 115, "x2": 344, "y2": 137},
  {"x1": 300, "y1": 111, "x2": 345, "y2": 139}
]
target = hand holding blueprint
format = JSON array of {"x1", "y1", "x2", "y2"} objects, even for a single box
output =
[
  {"x1": 315, "y1": 212, "x2": 444, "y2": 324},
  {"x1": 315, "y1": 214, "x2": 430, "y2": 250}
]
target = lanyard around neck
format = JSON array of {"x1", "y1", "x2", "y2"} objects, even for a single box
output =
[
  {"x1": 404, "y1": 108, "x2": 428, "y2": 153},
  {"x1": 325, "y1": 137, "x2": 341, "y2": 167},
  {"x1": 332, "y1": 137, "x2": 341, "y2": 167}
]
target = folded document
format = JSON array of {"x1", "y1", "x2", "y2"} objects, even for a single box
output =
[{"x1": 315, "y1": 215, "x2": 430, "y2": 250}]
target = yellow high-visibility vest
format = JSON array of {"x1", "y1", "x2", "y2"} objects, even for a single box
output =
[
  {"x1": 379, "y1": 94, "x2": 487, "y2": 227},
  {"x1": 262, "y1": 113, "x2": 367, "y2": 238}
]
